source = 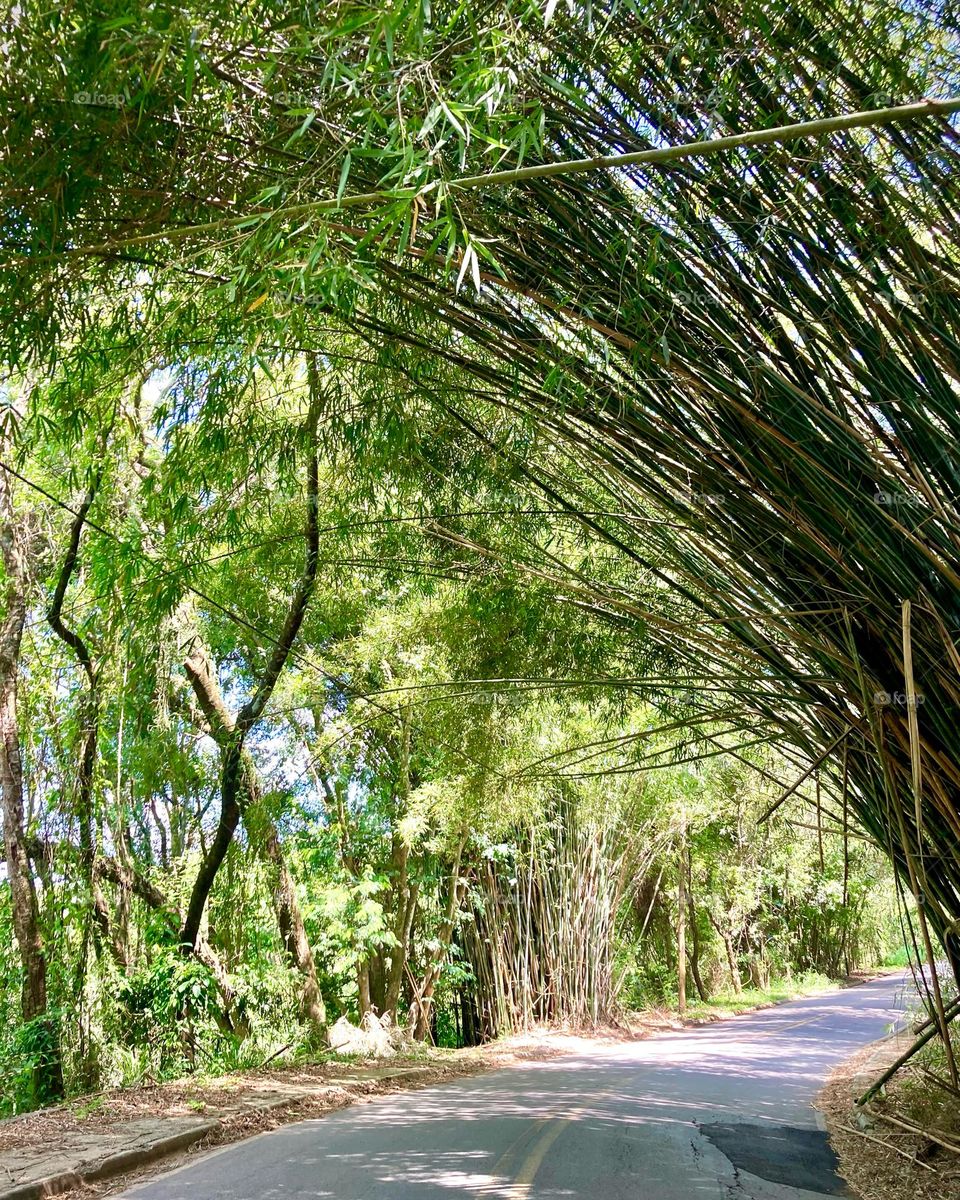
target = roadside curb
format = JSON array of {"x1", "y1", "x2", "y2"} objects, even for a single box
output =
[
  {"x1": 848, "y1": 1027, "x2": 915, "y2": 1099},
  {"x1": 0, "y1": 1068, "x2": 442, "y2": 1200},
  {"x1": 0, "y1": 1120, "x2": 217, "y2": 1200}
]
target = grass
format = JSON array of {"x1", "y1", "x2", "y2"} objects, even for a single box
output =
[{"x1": 681, "y1": 971, "x2": 836, "y2": 1021}]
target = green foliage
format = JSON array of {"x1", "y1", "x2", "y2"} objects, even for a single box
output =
[
  {"x1": 1, "y1": 0, "x2": 948, "y2": 1114},
  {"x1": 883, "y1": 944, "x2": 912, "y2": 968},
  {"x1": 3, "y1": 1013, "x2": 64, "y2": 1115},
  {"x1": 620, "y1": 961, "x2": 678, "y2": 1010},
  {"x1": 114, "y1": 951, "x2": 221, "y2": 1071}
]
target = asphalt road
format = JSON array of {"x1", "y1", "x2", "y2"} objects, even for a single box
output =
[{"x1": 124, "y1": 973, "x2": 911, "y2": 1200}]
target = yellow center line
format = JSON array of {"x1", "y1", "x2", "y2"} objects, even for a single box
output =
[
  {"x1": 491, "y1": 1118, "x2": 549, "y2": 1173},
  {"x1": 753, "y1": 1014, "x2": 824, "y2": 1038},
  {"x1": 477, "y1": 1118, "x2": 548, "y2": 1196},
  {"x1": 508, "y1": 1116, "x2": 573, "y2": 1197},
  {"x1": 480, "y1": 1106, "x2": 585, "y2": 1198}
]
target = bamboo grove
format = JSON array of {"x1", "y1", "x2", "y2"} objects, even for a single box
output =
[{"x1": 0, "y1": 0, "x2": 956, "y2": 1108}]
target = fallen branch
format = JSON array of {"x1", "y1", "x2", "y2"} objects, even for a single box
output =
[
  {"x1": 259, "y1": 1043, "x2": 293, "y2": 1070},
  {"x1": 868, "y1": 1108, "x2": 960, "y2": 1156},
  {"x1": 837, "y1": 1124, "x2": 938, "y2": 1173}
]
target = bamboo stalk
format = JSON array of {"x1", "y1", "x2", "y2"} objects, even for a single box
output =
[
  {"x1": 857, "y1": 994, "x2": 960, "y2": 1104},
  {"x1": 869, "y1": 1108, "x2": 960, "y2": 1155},
  {"x1": 902, "y1": 600, "x2": 924, "y2": 845},
  {"x1": 837, "y1": 1124, "x2": 938, "y2": 1173},
  {"x1": 31, "y1": 99, "x2": 960, "y2": 262}
]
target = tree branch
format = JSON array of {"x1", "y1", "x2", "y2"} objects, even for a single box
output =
[
  {"x1": 47, "y1": 475, "x2": 100, "y2": 691},
  {"x1": 47, "y1": 474, "x2": 102, "y2": 890},
  {"x1": 180, "y1": 360, "x2": 322, "y2": 951}
]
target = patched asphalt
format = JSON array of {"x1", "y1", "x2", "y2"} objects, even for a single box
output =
[{"x1": 701, "y1": 1122, "x2": 851, "y2": 1195}]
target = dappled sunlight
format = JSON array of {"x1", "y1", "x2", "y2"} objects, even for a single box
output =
[{"x1": 125, "y1": 976, "x2": 911, "y2": 1198}]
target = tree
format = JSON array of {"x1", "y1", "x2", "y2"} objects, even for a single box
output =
[
  {"x1": 0, "y1": 409, "x2": 63, "y2": 1104},
  {"x1": 0, "y1": 0, "x2": 950, "y2": 1107}
]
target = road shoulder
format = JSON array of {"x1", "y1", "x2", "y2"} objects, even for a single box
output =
[{"x1": 819, "y1": 1029, "x2": 960, "y2": 1199}]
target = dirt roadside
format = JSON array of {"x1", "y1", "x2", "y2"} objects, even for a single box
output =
[
  {"x1": 818, "y1": 1029, "x2": 960, "y2": 1200},
  {"x1": 0, "y1": 1035, "x2": 597, "y2": 1200}
]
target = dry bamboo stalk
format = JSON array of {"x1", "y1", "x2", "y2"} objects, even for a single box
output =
[
  {"x1": 858, "y1": 993, "x2": 960, "y2": 1104},
  {"x1": 916, "y1": 1063, "x2": 960, "y2": 1099},
  {"x1": 869, "y1": 1108, "x2": 960, "y2": 1155},
  {"x1": 837, "y1": 1125, "x2": 938, "y2": 1173},
  {"x1": 902, "y1": 600, "x2": 924, "y2": 844}
]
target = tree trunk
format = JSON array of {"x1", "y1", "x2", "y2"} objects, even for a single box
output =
[
  {"x1": 259, "y1": 816, "x2": 327, "y2": 1037},
  {"x1": 0, "y1": 461, "x2": 64, "y2": 1103},
  {"x1": 383, "y1": 709, "x2": 416, "y2": 1018},
  {"x1": 357, "y1": 963, "x2": 372, "y2": 1018},
  {"x1": 676, "y1": 833, "x2": 687, "y2": 1014},
  {"x1": 686, "y1": 848, "x2": 708, "y2": 1003},
  {"x1": 385, "y1": 878, "x2": 419, "y2": 1017},
  {"x1": 1, "y1": 685, "x2": 47, "y2": 1025},
  {"x1": 182, "y1": 636, "x2": 327, "y2": 1042},
  {"x1": 841, "y1": 744, "x2": 852, "y2": 976},
  {"x1": 181, "y1": 360, "x2": 322, "y2": 952},
  {"x1": 724, "y1": 932, "x2": 743, "y2": 993},
  {"x1": 413, "y1": 838, "x2": 466, "y2": 1041}
]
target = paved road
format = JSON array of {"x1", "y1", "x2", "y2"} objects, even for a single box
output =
[{"x1": 125, "y1": 974, "x2": 911, "y2": 1200}]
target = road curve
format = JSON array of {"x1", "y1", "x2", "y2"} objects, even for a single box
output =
[{"x1": 124, "y1": 973, "x2": 910, "y2": 1200}]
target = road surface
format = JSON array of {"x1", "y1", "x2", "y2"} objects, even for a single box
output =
[{"x1": 124, "y1": 973, "x2": 910, "y2": 1200}]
